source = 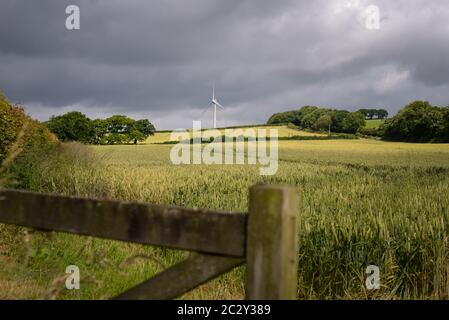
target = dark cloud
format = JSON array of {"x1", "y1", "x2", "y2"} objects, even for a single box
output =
[{"x1": 0, "y1": 0, "x2": 448, "y2": 129}]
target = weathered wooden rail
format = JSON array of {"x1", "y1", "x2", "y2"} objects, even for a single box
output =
[{"x1": 0, "y1": 185, "x2": 299, "y2": 300}]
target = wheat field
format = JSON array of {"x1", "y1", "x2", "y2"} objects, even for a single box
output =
[
  {"x1": 1, "y1": 128, "x2": 449, "y2": 299},
  {"x1": 145, "y1": 126, "x2": 325, "y2": 144}
]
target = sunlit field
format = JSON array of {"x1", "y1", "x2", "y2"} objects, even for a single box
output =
[
  {"x1": 364, "y1": 119, "x2": 384, "y2": 129},
  {"x1": 2, "y1": 131, "x2": 449, "y2": 299},
  {"x1": 145, "y1": 125, "x2": 325, "y2": 144}
]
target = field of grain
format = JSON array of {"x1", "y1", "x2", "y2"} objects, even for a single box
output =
[
  {"x1": 145, "y1": 125, "x2": 325, "y2": 144},
  {"x1": 1, "y1": 133, "x2": 449, "y2": 299}
]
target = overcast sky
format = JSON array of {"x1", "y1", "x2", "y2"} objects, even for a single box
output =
[{"x1": 1, "y1": 0, "x2": 449, "y2": 129}]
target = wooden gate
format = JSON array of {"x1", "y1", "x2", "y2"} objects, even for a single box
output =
[{"x1": 0, "y1": 184, "x2": 299, "y2": 300}]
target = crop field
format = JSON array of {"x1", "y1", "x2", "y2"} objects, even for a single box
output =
[
  {"x1": 1, "y1": 128, "x2": 449, "y2": 299},
  {"x1": 146, "y1": 125, "x2": 325, "y2": 144}
]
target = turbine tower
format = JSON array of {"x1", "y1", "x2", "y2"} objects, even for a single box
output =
[{"x1": 210, "y1": 83, "x2": 224, "y2": 129}]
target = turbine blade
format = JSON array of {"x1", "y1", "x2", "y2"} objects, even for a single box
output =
[
  {"x1": 196, "y1": 103, "x2": 213, "y2": 119},
  {"x1": 216, "y1": 102, "x2": 224, "y2": 109}
]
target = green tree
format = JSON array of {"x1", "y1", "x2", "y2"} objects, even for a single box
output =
[
  {"x1": 46, "y1": 112, "x2": 95, "y2": 143},
  {"x1": 331, "y1": 110, "x2": 365, "y2": 134},
  {"x1": 268, "y1": 106, "x2": 365, "y2": 134},
  {"x1": 92, "y1": 119, "x2": 108, "y2": 144},
  {"x1": 301, "y1": 108, "x2": 330, "y2": 129},
  {"x1": 101, "y1": 115, "x2": 134, "y2": 144},
  {"x1": 128, "y1": 129, "x2": 145, "y2": 144},
  {"x1": 105, "y1": 115, "x2": 135, "y2": 134},
  {"x1": 377, "y1": 109, "x2": 389, "y2": 120},
  {"x1": 136, "y1": 119, "x2": 156, "y2": 137},
  {"x1": 267, "y1": 111, "x2": 301, "y2": 126},
  {"x1": 99, "y1": 116, "x2": 156, "y2": 145},
  {"x1": 314, "y1": 114, "x2": 332, "y2": 133},
  {"x1": 381, "y1": 101, "x2": 446, "y2": 142},
  {"x1": 358, "y1": 108, "x2": 388, "y2": 120},
  {"x1": 443, "y1": 107, "x2": 449, "y2": 141},
  {"x1": 358, "y1": 109, "x2": 369, "y2": 119}
]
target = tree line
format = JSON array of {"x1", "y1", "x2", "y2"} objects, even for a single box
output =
[
  {"x1": 357, "y1": 108, "x2": 388, "y2": 120},
  {"x1": 46, "y1": 112, "x2": 156, "y2": 145},
  {"x1": 380, "y1": 101, "x2": 449, "y2": 142},
  {"x1": 267, "y1": 101, "x2": 449, "y2": 142},
  {"x1": 267, "y1": 106, "x2": 366, "y2": 134}
]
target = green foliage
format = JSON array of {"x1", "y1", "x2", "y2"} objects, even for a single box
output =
[
  {"x1": 9, "y1": 121, "x2": 58, "y2": 188},
  {"x1": 269, "y1": 101, "x2": 448, "y2": 141},
  {"x1": 46, "y1": 112, "x2": 95, "y2": 143},
  {"x1": 381, "y1": 101, "x2": 448, "y2": 142},
  {"x1": 314, "y1": 114, "x2": 332, "y2": 131},
  {"x1": 358, "y1": 108, "x2": 389, "y2": 120},
  {"x1": 443, "y1": 107, "x2": 449, "y2": 141},
  {"x1": 105, "y1": 115, "x2": 135, "y2": 134},
  {"x1": 92, "y1": 118, "x2": 108, "y2": 144},
  {"x1": 268, "y1": 106, "x2": 366, "y2": 134},
  {"x1": 0, "y1": 91, "x2": 58, "y2": 188},
  {"x1": 331, "y1": 110, "x2": 366, "y2": 134},
  {"x1": 0, "y1": 92, "x2": 24, "y2": 163},
  {"x1": 357, "y1": 126, "x2": 384, "y2": 137},
  {"x1": 286, "y1": 122, "x2": 300, "y2": 130},
  {"x1": 267, "y1": 110, "x2": 301, "y2": 126},
  {"x1": 136, "y1": 119, "x2": 156, "y2": 137},
  {"x1": 99, "y1": 115, "x2": 155, "y2": 145},
  {"x1": 301, "y1": 108, "x2": 331, "y2": 130},
  {"x1": 45, "y1": 112, "x2": 156, "y2": 145}
]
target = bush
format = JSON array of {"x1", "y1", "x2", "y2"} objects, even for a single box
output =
[
  {"x1": 357, "y1": 127, "x2": 383, "y2": 137},
  {"x1": 0, "y1": 92, "x2": 25, "y2": 163},
  {"x1": 286, "y1": 122, "x2": 300, "y2": 130},
  {"x1": 381, "y1": 101, "x2": 448, "y2": 142},
  {"x1": 0, "y1": 92, "x2": 58, "y2": 188}
]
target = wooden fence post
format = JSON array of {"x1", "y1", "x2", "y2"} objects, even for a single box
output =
[{"x1": 245, "y1": 184, "x2": 299, "y2": 300}]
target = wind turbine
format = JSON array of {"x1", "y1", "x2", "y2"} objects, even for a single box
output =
[{"x1": 210, "y1": 83, "x2": 224, "y2": 129}]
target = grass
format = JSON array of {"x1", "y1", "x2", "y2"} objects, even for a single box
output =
[
  {"x1": 1, "y1": 131, "x2": 449, "y2": 299},
  {"x1": 365, "y1": 119, "x2": 384, "y2": 129}
]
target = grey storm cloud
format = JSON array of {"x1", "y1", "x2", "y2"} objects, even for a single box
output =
[{"x1": 1, "y1": 0, "x2": 449, "y2": 129}]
